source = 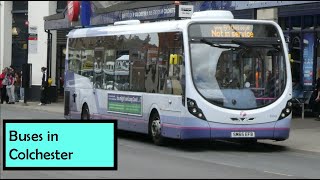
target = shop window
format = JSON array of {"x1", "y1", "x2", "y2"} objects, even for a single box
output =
[
  {"x1": 290, "y1": 33, "x2": 301, "y2": 83},
  {"x1": 291, "y1": 16, "x2": 301, "y2": 30},
  {"x1": 12, "y1": 1, "x2": 28, "y2": 11},
  {"x1": 317, "y1": 15, "x2": 320, "y2": 28},
  {"x1": 279, "y1": 17, "x2": 289, "y2": 30},
  {"x1": 317, "y1": 31, "x2": 320, "y2": 79},
  {"x1": 57, "y1": 1, "x2": 67, "y2": 11},
  {"x1": 303, "y1": 15, "x2": 314, "y2": 29}
]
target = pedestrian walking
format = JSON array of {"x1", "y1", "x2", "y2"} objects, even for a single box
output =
[
  {"x1": 0, "y1": 67, "x2": 9, "y2": 104},
  {"x1": 39, "y1": 67, "x2": 48, "y2": 105},
  {"x1": 20, "y1": 70, "x2": 24, "y2": 102},
  {"x1": 6, "y1": 67, "x2": 15, "y2": 104},
  {"x1": 14, "y1": 72, "x2": 21, "y2": 102}
]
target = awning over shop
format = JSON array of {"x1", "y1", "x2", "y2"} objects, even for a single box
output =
[{"x1": 44, "y1": 1, "x2": 317, "y2": 30}]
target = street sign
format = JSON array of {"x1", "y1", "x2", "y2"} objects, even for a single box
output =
[
  {"x1": 28, "y1": 26, "x2": 38, "y2": 54},
  {"x1": 178, "y1": 5, "x2": 193, "y2": 18}
]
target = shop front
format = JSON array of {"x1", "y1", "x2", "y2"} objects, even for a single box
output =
[{"x1": 278, "y1": 2, "x2": 320, "y2": 114}]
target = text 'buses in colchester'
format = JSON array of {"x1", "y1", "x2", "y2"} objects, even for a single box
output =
[{"x1": 64, "y1": 10, "x2": 292, "y2": 145}]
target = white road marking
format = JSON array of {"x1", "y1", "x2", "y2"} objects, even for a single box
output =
[{"x1": 263, "y1": 170, "x2": 293, "y2": 177}]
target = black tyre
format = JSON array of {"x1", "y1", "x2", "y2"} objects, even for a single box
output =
[
  {"x1": 81, "y1": 104, "x2": 90, "y2": 120},
  {"x1": 149, "y1": 112, "x2": 165, "y2": 146}
]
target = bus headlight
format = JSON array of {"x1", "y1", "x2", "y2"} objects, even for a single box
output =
[
  {"x1": 278, "y1": 99, "x2": 292, "y2": 120},
  {"x1": 188, "y1": 99, "x2": 196, "y2": 107},
  {"x1": 285, "y1": 108, "x2": 290, "y2": 113},
  {"x1": 192, "y1": 108, "x2": 197, "y2": 113},
  {"x1": 187, "y1": 98, "x2": 206, "y2": 120}
]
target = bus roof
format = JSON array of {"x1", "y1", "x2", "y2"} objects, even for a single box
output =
[
  {"x1": 67, "y1": 19, "x2": 189, "y2": 38},
  {"x1": 67, "y1": 15, "x2": 279, "y2": 39}
]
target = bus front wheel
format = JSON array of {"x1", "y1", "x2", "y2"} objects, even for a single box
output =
[
  {"x1": 149, "y1": 112, "x2": 165, "y2": 146},
  {"x1": 81, "y1": 104, "x2": 90, "y2": 120}
]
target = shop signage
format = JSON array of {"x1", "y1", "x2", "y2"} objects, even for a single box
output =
[
  {"x1": 302, "y1": 33, "x2": 314, "y2": 86},
  {"x1": 28, "y1": 26, "x2": 38, "y2": 54},
  {"x1": 45, "y1": 1, "x2": 317, "y2": 30},
  {"x1": 67, "y1": 1, "x2": 80, "y2": 21},
  {"x1": 178, "y1": 5, "x2": 193, "y2": 18}
]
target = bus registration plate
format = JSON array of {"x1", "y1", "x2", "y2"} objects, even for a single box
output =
[{"x1": 231, "y1": 132, "x2": 255, "y2": 138}]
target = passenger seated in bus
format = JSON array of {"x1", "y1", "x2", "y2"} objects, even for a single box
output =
[
  {"x1": 267, "y1": 69, "x2": 280, "y2": 97},
  {"x1": 265, "y1": 70, "x2": 273, "y2": 97},
  {"x1": 244, "y1": 69, "x2": 254, "y2": 87},
  {"x1": 228, "y1": 78, "x2": 240, "y2": 89},
  {"x1": 215, "y1": 69, "x2": 225, "y2": 88}
]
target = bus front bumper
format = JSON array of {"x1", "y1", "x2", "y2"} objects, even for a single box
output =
[{"x1": 162, "y1": 117, "x2": 291, "y2": 140}]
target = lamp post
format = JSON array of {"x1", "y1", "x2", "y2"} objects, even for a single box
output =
[
  {"x1": 175, "y1": 1, "x2": 180, "y2": 20},
  {"x1": 24, "y1": 21, "x2": 29, "y2": 105}
]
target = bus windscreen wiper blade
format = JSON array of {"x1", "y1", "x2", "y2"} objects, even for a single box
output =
[
  {"x1": 231, "y1": 39, "x2": 281, "y2": 51},
  {"x1": 198, "y1": 38, "x2": 240, "y2": 49}
]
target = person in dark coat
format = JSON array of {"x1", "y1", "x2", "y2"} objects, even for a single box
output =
[{"x1": 39, "y1": 67, "x2": 48, "y2": 105}]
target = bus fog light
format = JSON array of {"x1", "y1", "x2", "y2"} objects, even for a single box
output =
[
  {"x1": 189, "y1": 101, "x2": 195, "y2": 106},
  {"x1": 281, "y1": 113, "x2": 286, "y2": 118},
  {"x1": 198, "y1": 113, "x2": 203, "y2": 118},
  {"x1": 287, "y1": 102, "x2": 292, "y2": 107},
  {"x1": 286, "y1": 108, "x2": 290, "y2": 113},
  {"x1": 192, "y1": 108, "x2": 197, "y2": 113}
]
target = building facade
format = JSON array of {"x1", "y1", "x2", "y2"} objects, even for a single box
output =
[{"x1": 1, "y1": 1, "x2": 319, "y2": 102}]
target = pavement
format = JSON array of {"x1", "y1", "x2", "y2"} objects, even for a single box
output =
[
  {"x1": 1, "y1": 101, "x2": 320, "y2": 154},
  {"x1": 0, "y1": 100, "x2": 64, "y2": 114}
]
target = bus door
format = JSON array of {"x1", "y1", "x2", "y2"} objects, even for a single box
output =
[
  {"x1": 93, "y1": 47, "x2": 105, "y2": 119},
  {"x1": 70, "y1": 87, "x2": 80, "y2": 117},
  {"x1": 69, "y1": 49, "x2": 82, "y2": 118},
  {"x1": 161, "y1": 53, "x2": 184, "y2": 126}
]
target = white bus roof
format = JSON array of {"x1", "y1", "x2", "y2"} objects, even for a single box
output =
[
  {"x1": 67, "y1": 11, "x2": 278, "y2": 39},
  {"x1": 68, "y1": 20, "x2": 187, "y2": 38}
]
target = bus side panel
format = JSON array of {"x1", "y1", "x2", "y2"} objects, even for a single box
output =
[
  {"x1": 65, "y1": 71, "x2": 81, "y2": 119},
  {"x1": 157, "y1": 96, "x2": 211, "y2": 140},
  {"x1": 80, "y1": 88, "x2": 98, "y2": 119},
  {"x1": 94, "y1": 90, "x2": 131, "y2": 131},
  {"x1": 142, "y1": 94, "x2": 184, "y2": 139}
]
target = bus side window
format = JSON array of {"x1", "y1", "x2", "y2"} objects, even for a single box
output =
[
  {"x1": 162, "y1": 32, "x2": 184, "y2": 96},
  {"x1": 114, "y1": 50, "x2": 130, "y2": 91},
  {"x1": 94, "y1": 47, "x2": 104, "y2": 89}
]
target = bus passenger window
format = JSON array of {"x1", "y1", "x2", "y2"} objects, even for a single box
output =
[
  {"x1": 103, "y1": 49, "x2": 116, "y2": 90},
  {"x1": 81, "y1": 49, "x2": 94, "y2": 82},
  {"x1": 115, "y1": 50, "x2": 130, "y2": 91},
  {"x1": 94, "y1": 48, "x2": 104, "y2": 89}
]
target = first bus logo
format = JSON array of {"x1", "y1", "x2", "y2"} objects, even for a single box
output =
[{"x1": 240, "y1": 111, "x2": 247, "y2": 117}]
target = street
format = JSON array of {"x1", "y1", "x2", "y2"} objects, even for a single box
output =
[{"x1": 1, "y1": 105, "x2": 320, "y2": 179}]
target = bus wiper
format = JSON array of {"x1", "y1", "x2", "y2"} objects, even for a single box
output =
[
  {"x1": 231, "y1": 39, "x2": 281, "y2": 51},
  {"x1": 197, "y1": 38, "x2": 240, "y2": 49}
]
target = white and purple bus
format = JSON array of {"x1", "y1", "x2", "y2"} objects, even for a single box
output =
[{"x1": 64, "y1": 10, "x2": 292, "y2": 145}]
